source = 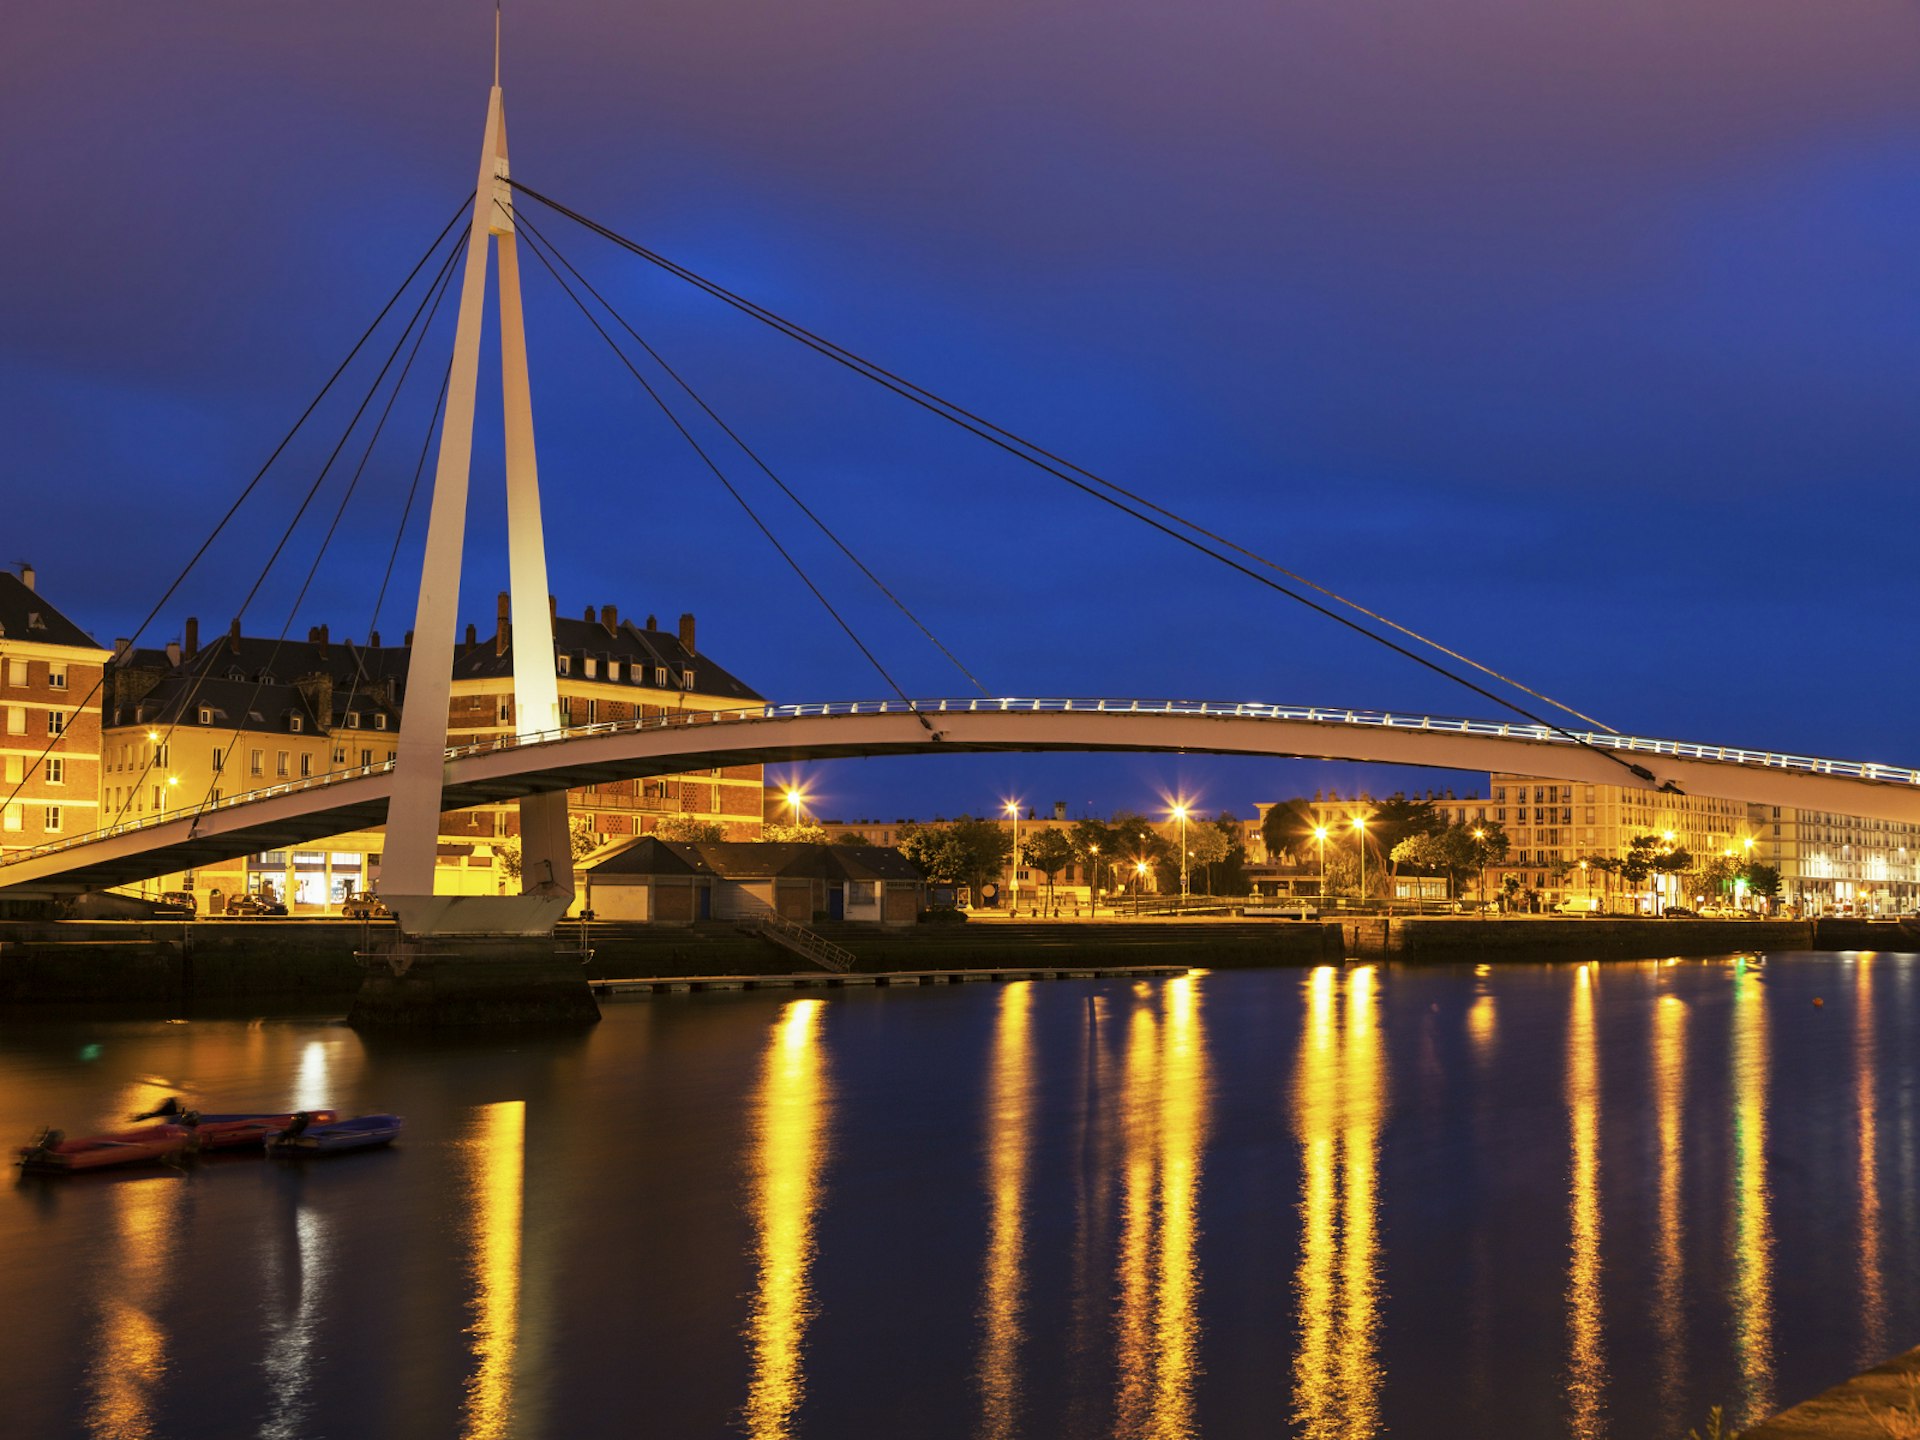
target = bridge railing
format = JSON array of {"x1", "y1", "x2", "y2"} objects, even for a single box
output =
[{"x1": 7, "y1": 695, "x2": 1917, "y2": 868}]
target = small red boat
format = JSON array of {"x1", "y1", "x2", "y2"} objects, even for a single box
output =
[
  {"x1": 17, "y1": 1123, "x2": 192, "y2": 1173},
  {"x1": 130, "y1": 1096, "x2": 339, "y2": 1152}
]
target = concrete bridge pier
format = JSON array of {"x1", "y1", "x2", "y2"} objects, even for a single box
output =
[{"x1": 348, "y1": 932, "x2": 600, "y2": 1029}]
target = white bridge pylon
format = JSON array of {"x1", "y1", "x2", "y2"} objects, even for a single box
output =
[
  {"x1": 382, "y1": 27, "x2": 572, "y2": 935},
  {"x1": 6, "y1": 699, "x2": 1920, "y2": 895}
]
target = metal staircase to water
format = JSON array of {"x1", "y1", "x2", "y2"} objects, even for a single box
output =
[{"x1": 739, "y1": 905, "x2": 855, "y2": 973}]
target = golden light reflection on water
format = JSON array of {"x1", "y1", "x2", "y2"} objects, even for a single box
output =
[
  {"x1": 1467, "y1": 993, "x2": 1496, "y2": 1056},
  {"x1": 1857, "y1": 961, "x2": 1886, "y2": 1364},
  {"x1": 259, "y1": 1205, "x2": 326, "y2": 1440},
  {"x1": 1728, "y1": 963, "x2": 1774, "y2": 1426},
  {"x1": 1291, "y1": 964, "x2": 1386, "y2": 1440},
  {"x1": 87, "y1": 1177, "x2": 179, "y2": 1440},
  {"x1": 1112, "y1": 973, "x2": 1209, "y2": 1440},
  {"x1": 976, "y1": 982, "x2": 1034, "y2": 1440},
  {"x1": 1565, "y1": 964, "x2": 1606, "y2": 1440},
  {"x1": 1652, "y1": 992, "x2": 1687, "y2": 1415},
  {"x1": 461, "y1": 1100, "x2": 525, "y2": 1440},
  {"x1": 744, "y1": 999, "x2": 831, "y2": 1440}
]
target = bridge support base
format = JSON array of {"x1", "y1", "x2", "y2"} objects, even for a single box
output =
[{"x1": 348, "y1": 935, "x2": 600, "y2": 1029}]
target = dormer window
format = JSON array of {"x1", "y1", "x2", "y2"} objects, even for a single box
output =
[
  {"x1": 374, "y1": 714, "x2": 387, "y2": 730},
  {"x1": 583, "y1": 657, "x2": 597, "y2": 679},
  {"x1": 229, "y1": 668, "x2": 246, "y2": 681},
  {"x1": 607, "y1": 661, "x2": 621, "y2": 682},
  {"x1": 289, "y1": 715, "x2": 303, "y2": 733},
  {"x1": 557, "y1": 655, "x2": 571, "y2": 677},
  {"x1": 654, "y1": 666, "x2": 667, "y2": 687},
  {"x1": 198, "y1": 706, "x2": 213, "y2": 725},
  {"x1": 345, "y1": 712, "x2": 361, "y2": 729},
  {"x1": 682, "y1": 670, "x2": 695, "y2": 690}
]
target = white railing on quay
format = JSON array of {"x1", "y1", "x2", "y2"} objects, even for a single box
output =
[{"x1": 7, "y1": 696, "x2": 1915, "y2": 868}]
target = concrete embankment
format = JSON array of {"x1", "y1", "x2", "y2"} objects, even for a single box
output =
[
  {"x1": 0, "y1": 913, "x2": 1912, "y2": 1010},
  {"x1": 1745, "y1": 1343, "x2": 1920, "y2": 1437}
]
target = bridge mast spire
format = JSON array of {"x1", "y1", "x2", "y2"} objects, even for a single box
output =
[{"x1": 382, "y1": 14, "x2": 572, "y2": 931}]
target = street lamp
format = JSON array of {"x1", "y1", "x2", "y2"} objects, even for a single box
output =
[
  {"x1": 1134, "y1": 857, "x2": 1149, "y2": 913},
  {"x1": 784, "y1": 786, "x2": 805, "y2": 825},
  {"x1": 1005, "y1": 800, "x2": 1021, "y2": 914},
  {"x1": 1473, "y1": 828, "x2": 1487, "y2": 908},
  {"x1": 1172, "y1": 802, "x2": 1190, "y2": 904},
  {"x1": 1352, "y1": 816, "x2": 1368, "y2": 907},
  {"x1": 1313, "y1": 825, "x2": 1329, "y2": 904},
  {"x1": 1088, "y1": 842, "x2": 1100, "y2": 916}
]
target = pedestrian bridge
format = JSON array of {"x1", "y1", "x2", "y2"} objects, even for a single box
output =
[{"x1": 5, "y1": 696, "x2": 1919, "y2": 893}]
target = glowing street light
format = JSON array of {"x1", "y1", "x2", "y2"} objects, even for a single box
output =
[
  {"x1": 1472, "y1": 828, "x2": 1487, "y2": 908},
  {"x1": 1088, "y1": 842, "x2": 1101, "y2": 915},
  {"x1": 1171, "y1": 801, "x2": 1191, "y2": 902},
  {"x1": 783, "y1": 786, "x2": 806, "y2": 825},
  {"x1": 1005, "y1": 800, "x2": 1021, "y2": 914},
  {"x1": 1352, "y1": 816, "x2": 1368, "y2": 906},
  {"x1": 1313, "y1": 825, "x2": 1329, "y2": 901}
]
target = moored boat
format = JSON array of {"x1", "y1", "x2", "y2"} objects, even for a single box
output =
[
  {"x1": 265, "y1": 1113, "x2": 402, "y2": 1157},
  {"x1": 131, "y1": 1096, "x2": 341, "y2": 1152},
  {"x1": 17, "y1": 1123, "x2": 192, "y2": 1173}
]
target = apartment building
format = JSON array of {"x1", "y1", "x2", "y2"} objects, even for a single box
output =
[{"x1": 0, "y1": 566, "x2": 112, "y2": 856}]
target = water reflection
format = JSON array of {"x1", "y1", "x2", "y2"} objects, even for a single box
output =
[
  {"x1": 1652, "y1": 992, "x2": 1688, "y2": 1416},
  {"x1": 1565, "y1": 965, "x2": 1606, "y2": 1440},
  {"x1": 1729, "y1": 963, "x2": 1774, "y2": 1425},
  {"x1": 258, "y1": 1197, "x2": 326, "y2": 1440},
  {"x1": 1857, "y1": 961, "x2": 1886, "y2": 1364},
  {"x1": 461, "y1": 1100, "x2": 525, "y2": 1440},
  {"x1": 1291, "y1": 964, "x2": 1386, "y2": 1440},
  {"x1": 744, "y1": 999, "x2": 832, "y2": 1440},
  {"x1": 976, "y1": 982, "x2": 1034, "y2": 1440},
  {"x1": 1113, "y1": 972, "x2": 1209, "y2": 1440},
  {"x1": 87, "y1": 1176, "x2": 180, "y2": 1440}
]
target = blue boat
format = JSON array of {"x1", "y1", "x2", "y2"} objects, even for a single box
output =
[{"x1": 264, "y1": 1113, "x2": 402, "y2": 1157}]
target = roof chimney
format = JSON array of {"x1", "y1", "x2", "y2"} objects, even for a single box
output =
[
  {"x1": 17, "y1": 563, "x2": 33, "y2": 593},
  {"x1": 183, "y1": 616, "x2": 199, "y2": 659},
  {"x1": 584, "y1": 605, "x2": 595, "y2": 622},
  {"x1": 368, "y1": 629, "x2": 380, "y2": 648},
  {"x1": 645, "y1": 614, "x2": 657, "y2": 630},
  {"x1": 229, "y1": 617, "x2": 241, "y2": 646},
  {"x1": 465, "y1": 622, "x2": 478, "y2": 647},
  {"x1": 165, "y1": 641, "x2": 181, "y2": 667},
  {"x1": 315, "y1": 623, "x2": 328, "y2": 657},
  {"x1": 678, "y1": 613, "x2": 696, "y2": 655},
  {"x1": 548, "y1": 593, "x2": 557, "y2": 622},
  {"x1": 496, "y1": 592, "x2": 511, "y2": 657},
  {"x1": 404, "y1": 629, "x2": 414, "y2": 646},
  {"x1": 600, "y1": 604, "x2": 617, "y2": 634}
]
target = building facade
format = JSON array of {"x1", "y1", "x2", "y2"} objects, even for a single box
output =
[
  {"x1": 96, "y1": 597, "x2": 765, "y2": 912},
  {"x1": 0, "y1": 566, "x2": 112, "y2": 857}
]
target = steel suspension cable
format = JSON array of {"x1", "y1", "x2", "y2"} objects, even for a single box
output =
[
  {"x1": 503, "y1": 204, "x2": 932, "y2": 725},
  {"x1": 190, "y1": 230, "x2": 466, "y2": 821},
  {"x1": 5, "y1": 196, "x2": 473, "y2": 833},
  {"x1": 508, "y1": 201, "x2": 988, "y2": 697},
  {"x1": 508, "y1": 183, "x2": 1652, "y2": 778},
  {"x1": 107, "y1": 225, "x2": 468, "y2": 835}
]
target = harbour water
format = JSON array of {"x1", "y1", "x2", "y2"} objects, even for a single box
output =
[{"x1": 1, "y1": 952, "x2": 1913, "y2": 1438}]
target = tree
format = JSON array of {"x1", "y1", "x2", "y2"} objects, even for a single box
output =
[
  {"x1": 1621, "y1": 834, "x2": 1692, "y2": 913},
  {"x1": 1021, "y1": 829, "x2": 1076, "y2": 909},
  {"x1": 1390, "y1": 831, "x2": 1450, "y2": 898},
  {"x1": 1067, "y1": 819, "x2": 1120, "y2": 899},
  {"x1": 1369, "y1": 794, "x2": 1441, "y2": 855},
  {"x1": 652, "y1": 816, "x2": 727, "y2": 843},
  {"x1": 1744, "y1": 862, "x2": 1781, "y2": 903},
  {"x1": 897, "y1": 816, "x2": 1012, "y2": 906},
  {"x1": 763, "y1": 821, "x2": 829, "y2": 844},
  {"x1": 1208, "y1": 813, "x2": 1253, "y2": 895},
  {"x1": 1260, "y1": 799, "x2": 1320, "y2": 866}
]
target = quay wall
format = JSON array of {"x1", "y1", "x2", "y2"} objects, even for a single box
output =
[{"x1": 0, "y1": 914, "x2": 1909, "y2": 1010}]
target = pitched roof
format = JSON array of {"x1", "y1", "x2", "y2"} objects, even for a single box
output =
[
  {"x1": 584, "y1": 838, "x2": 922, "y2": 882},
  {"x1": 453, "y1": 616, "x2": 762, "y2": 703},
  {"x1": 0, "y1": 573, "x2": 104, "y2": 651}
]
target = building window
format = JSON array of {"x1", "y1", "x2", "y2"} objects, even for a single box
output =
[
  {"x1": 211, "y1": 789, "x2": 221, "y2": 804},
  {"x1": 46, "y1": 757, "x2": 63, "y2": 786},
  {"x1": 290, "y1": 715, "x2": 303, "y2": 733},
  {"x1": 607, "y1": 661, "x2": 621, "y2": 682},
  {"x1": 199, "y1": 706, "x2": 213, "y2": 725},
  {"x1": 332, "y1": 745, "x2": 346, "y2": 765},
  {"x1": 360, "y1": 749, "x2": 373, "y2": 767},
  {"x1": 276, "y1": 752, "x2": 289, "y2": 778},
  {"x1": 683, "y1": 670, "x2": 695, "y2": 689},
  {"x1": 586, "y1": 699, "x2": 597, "y2": 725},
  {"x1": 154, "y1": 743, "x2": 167, "y2": 767},
  {"x1": 250, "y1": 749, "x2": 264, "y2": 776},
  {"x1": 345, "y1": 712, "x2": 360, "y2": 729},
  {"x1": 374, "y1": 714, "x2": 387, "y2": 730},
  {"x1": 44, "y1": 806, "x2": 61, "y2": 833},
  {"x1": 48, "y1": 665, "x2": 67, "y2": 691},
  {"x1": 3, "y1": 706, "x2": 20, "y2": 735},
  {"x1": 557, "y1": 655, "x2": 571, "y2": 676},
  {"x1": 4, "y1": 659, "x2": 23, "y2": 687},
  {"x1": 212, "y1": 748, "x2": 223, "y2": 772},
  {"x1": 655, "y1": 666, "x2": 667, "y2": 687},
  {"x1": 1, "y1": 805, "x2": 18, "y2": 831},
  {"x1": 497, "y1": 698, "x2": 511, "y2": 724},
  {"x1": 584, "y1": 657, "x2": 597, "y2": 679},
  {"x1": 47, "y1": 710, "x2": 66, "y2": 736},
  {"x1": 300, "y1": 754, "x2": 312, "y2": 777}
]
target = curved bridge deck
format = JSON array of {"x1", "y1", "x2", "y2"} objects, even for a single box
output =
[{"x1": 5, "y1": 697, "x2": 1917, "y2": 892}]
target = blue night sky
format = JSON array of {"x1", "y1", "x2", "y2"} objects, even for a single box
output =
[{"x1": 6, "y1": 2, "x2": 1919, "y2": 824}]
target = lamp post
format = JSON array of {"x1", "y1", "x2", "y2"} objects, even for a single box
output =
[
  {"x1": 1579, "y1": 858, "x2": 1590, "y2": 912},
  {"x1": 1134, "y1": 858, "x2": 1149, "y2": 914},
  {"x1": 1313, "y1": 825, "x2": 1329, "y2": 905},
  {"x1": 1352, "y1": 816, "x2": 1368, "y2": 908},
  {"x1": 1005, "y1": 800, "x2": 1021, "y2": 915},
  {"x1": 1172, "y1": 802, "x2": 1190, "y2": 905},
  {"x1": 784, "y1": 786, "x2": 805, "y2": 826},
  {"x1": 1473, "y1": 828, "x2": 1486, "y2": 909},
  {"x1": 1088, "y1": 842, "x2": 1100, "y2": 916}
]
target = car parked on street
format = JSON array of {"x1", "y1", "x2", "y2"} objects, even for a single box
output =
[
  {"x1": 154, "y1": 891, "x2": 196, "y2": 918},
  {"x1": 341, "y1": 891, "x2": 390, "y2": 920}
]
